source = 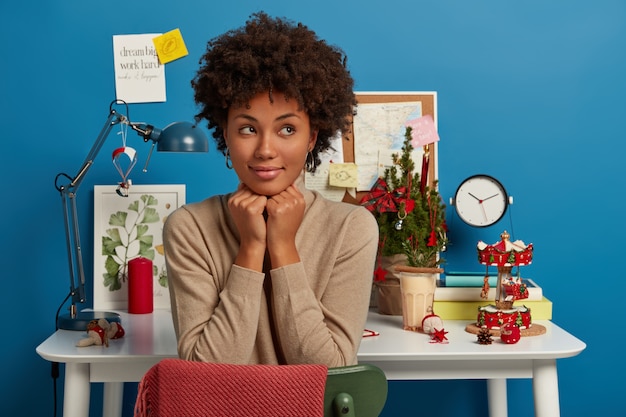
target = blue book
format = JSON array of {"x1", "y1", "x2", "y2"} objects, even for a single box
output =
[{"x1": 442, "y1": 273, "x2": 496, "y2": 287}]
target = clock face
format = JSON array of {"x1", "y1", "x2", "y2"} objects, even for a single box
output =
[{"x1": 454, "y1": 175, "x2": 508, "y2": 227}]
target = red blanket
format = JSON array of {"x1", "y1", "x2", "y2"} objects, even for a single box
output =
[{"x1": 135, "y1": 359, "x2": 328, "y2": 417}]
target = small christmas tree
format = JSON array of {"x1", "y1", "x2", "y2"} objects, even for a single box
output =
[{"x1": 362, "y1": 126, "x2": 447, "y2": 268}]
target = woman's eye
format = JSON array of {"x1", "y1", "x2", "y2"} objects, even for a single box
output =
[
  {"x1": 239, "y1": 126, "x2": 256, "y2": 135},
  {"x1": 279, "y1": 126, "x2": 295, "y2": 136}
]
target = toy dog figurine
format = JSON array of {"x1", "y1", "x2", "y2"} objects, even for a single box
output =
[{"x1": 76, "y1": 318, "x2": 125, "y2": 347}]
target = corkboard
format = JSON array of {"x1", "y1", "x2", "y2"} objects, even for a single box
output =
[{"x1": 342, "y1": 92, "x2": 438, "y2": 204}]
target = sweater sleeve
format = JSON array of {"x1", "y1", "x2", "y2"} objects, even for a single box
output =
[
  {"x1": 269, "y1": 206, "x2": 379, "y2": 366},
  {"x1": 163, "y1": 204, "x2": 265, "y2": 363}
]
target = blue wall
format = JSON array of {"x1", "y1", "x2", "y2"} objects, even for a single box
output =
[{"x1": 1, "y1": 1, "x2": 623, "y2": 416}]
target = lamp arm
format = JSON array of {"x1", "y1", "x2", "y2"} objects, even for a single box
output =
[
  {"x1": 129, "y1": 123, "x2": 158, "y2": 172},
  {"x1": 60, "y1": 189, "x2": 85, "y2": 309},
  {"x1": 56, "y1": 108, "x2": 125, "y2": 317},
  {"x1": 70, "y1": 109, "x2": 124, "y2": 191},
  {"x1": 129, "y1": 122, "x2": 155, "y2": 141}
]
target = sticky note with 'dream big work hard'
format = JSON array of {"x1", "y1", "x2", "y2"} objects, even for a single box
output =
[{"x1": 153, "y1": 28, "x2": 188, "y2": 64}]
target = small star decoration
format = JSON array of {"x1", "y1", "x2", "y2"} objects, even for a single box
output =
[
  {"x1": 430, "y1": 328, "x2": 449, "y2": 344},
  {"x1": 373, "y1": 266, "x2": 387, "y2": 282}
]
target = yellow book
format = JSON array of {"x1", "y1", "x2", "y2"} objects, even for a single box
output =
[{"x1": 433, "y1": 297, "x2": 552, "y2": 320}]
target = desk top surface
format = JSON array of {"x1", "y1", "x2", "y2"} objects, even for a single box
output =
[
  {"x1": 359, "y1": 311, "x2": 585, "y2": 361},
  {"x1": 37, "y1": 310, "x2": 586, "y2": 364}
]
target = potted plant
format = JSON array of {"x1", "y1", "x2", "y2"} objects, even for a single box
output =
[{"x1": 361, "y1": 126, "x2": 447, "y2": 316}]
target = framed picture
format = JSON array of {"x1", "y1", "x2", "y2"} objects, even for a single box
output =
[{"x1": 93, "y1": 184, "x2": 185, "y2": 310}]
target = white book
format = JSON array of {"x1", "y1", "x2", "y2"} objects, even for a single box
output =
[{"x1": 434, "y1": 278, "x2": 543, "y2": 301}]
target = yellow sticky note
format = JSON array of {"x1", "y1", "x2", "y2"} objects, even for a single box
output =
[
  {"x1": 329, "y1": 163, "x2": 359, "y2": 188},
  {"x1": 153, "y1": 29, "x2": 188, "y2": 64}
]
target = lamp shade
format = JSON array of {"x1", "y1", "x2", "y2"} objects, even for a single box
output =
[{"x1": 153, "y1": 121, "x2": 209, "y2": 152}]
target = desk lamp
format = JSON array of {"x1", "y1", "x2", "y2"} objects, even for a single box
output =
[{"x1": 54, "y1": 100, "x2": 208, "y2": 330}]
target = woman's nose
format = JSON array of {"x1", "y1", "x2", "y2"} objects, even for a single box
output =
[{"x1": 254, "y1": 133, "x2": 277, "y2": 159}]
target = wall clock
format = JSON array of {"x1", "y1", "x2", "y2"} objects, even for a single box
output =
[{"x1": 453, "y1": 174, "x2": 510, "y2": 227}]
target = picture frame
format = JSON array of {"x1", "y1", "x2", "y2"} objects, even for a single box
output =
[{"x1": 93, "y1": 184, "x2": 185, "y2": 310}]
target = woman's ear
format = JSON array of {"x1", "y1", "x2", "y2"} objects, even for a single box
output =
[{"x1": 308, "y1": 129, "x2": 318, "y2": 151}]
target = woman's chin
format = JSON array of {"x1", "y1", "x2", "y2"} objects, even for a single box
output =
[{"x1": 244, "y1": 183, "x2": 285, "y2": 197}]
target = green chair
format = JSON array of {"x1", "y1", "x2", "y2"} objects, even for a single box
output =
[{"x1": 325, "y1": 364, "x2": 388, "y2": 417}]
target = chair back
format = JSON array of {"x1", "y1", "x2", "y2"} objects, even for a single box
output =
[{"x1": 134, "y1": 359, "x2": 387, "y2": 417}]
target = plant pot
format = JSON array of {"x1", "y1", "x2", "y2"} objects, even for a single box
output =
[
  {"x1": 372, "y1": 254, "x2": 406, "y2": 315},
  {"x1": 396, "y1": 266, "x2": 443, "y2": 332}
]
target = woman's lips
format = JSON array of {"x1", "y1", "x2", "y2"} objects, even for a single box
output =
[{"x1": 251, "y1": 166, "x2": 283, "y2": 180}]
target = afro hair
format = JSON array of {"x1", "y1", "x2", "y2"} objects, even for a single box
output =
[{"x1": 191, "y1": 12, "x2": 356, "y2": 172}]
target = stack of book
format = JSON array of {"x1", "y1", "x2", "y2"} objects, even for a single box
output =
[{"x1": 434, "y1": 272, "x2": 552, "y2": 320}]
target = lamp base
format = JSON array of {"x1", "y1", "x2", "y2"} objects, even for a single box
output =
[{"x1": 57, "y1": 311, "x2": 122, "y2": 331}]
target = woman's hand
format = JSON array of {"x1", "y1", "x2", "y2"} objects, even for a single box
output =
[
  {"x1": 228, "y1": 184, "x2": 268, "y2": 271},
  {"x1": 265, "y1": 184, "x2": 305, "y2": 267}
]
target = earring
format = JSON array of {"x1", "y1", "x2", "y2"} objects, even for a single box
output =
[
  {"x1": 305, "y1": 151, "x2": 314, "y2": 171},
  {"x1": 225, "y1": 149, "x2": 233, "y2": 169}
]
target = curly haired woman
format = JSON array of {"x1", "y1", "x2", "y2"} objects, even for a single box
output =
[{"x1": 163, "y1": 12, "x2": 378, "y2": 366}]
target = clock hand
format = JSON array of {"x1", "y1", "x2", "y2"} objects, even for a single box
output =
[
  {"x1": 480, "y1": 201, "x2": 488, "y2": 221},
  {"x1": 468, "y1": 192, "x2": 481, "y2": 201},
  {"x1": 483, "y1": 193, "x2": 499, "y2": 201}
]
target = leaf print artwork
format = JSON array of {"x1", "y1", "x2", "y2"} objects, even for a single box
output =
[
  {"x1": 93, "y1": 185, "x2": 184, "y2": 310},
  {"x1": 101, "y1": 194, "x2": 164, "y2": 291}
]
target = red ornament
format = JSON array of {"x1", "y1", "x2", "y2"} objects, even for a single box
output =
[
  {"x1": 360, "y1": 178, "x2": 415, "y2": 214},
  {"x1": 500, "y1": 322, "x2": 521, "y2": 344},
  {"x1": 427, "y1": 230, "x2": 437, "y2": 246},
  {"x1": 430, "y1": 328, "x2": 449, "y2": 344},
  {"x1": 373, "y1": 266, "x2": 387, "y2": 282}
]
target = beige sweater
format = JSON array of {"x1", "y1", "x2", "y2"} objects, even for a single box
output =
[{"x1": 163, "y1": 179, "x2": 378, "y2": 366}]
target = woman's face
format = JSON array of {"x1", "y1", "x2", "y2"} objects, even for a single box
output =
[{"x1": 224, "y1": 91, "x2": 317, "y2": 196}]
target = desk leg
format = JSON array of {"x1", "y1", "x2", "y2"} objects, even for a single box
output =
[
  {"x1": 63, "y1": 363, "x2": 90, "y2": 417},
  {"x1": 533, "y1": 359, "x2": 560, "y2": 417},
  {"x1": 103, "y1": 382, "x2": 124, "y2": 417},
  {"x1": 487, "y1": 379, "x2": 508, "y2": 417}
]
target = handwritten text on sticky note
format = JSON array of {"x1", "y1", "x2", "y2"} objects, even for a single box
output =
[
  {"x1": 329, "y1": 163, "x2": 359, "y2": 188},
  {"x1": 153, "y1": 28, "x2": 188, "y2": 64},
  {"x1": 406, "y1": 115, "x2": 439, "y2": 148}
]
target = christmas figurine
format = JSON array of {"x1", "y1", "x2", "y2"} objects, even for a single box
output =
[
  {"x1": 76, "y1": 318, "x2": 125, "y2": 347},
  {"x1": 500, "y1": 322, "x2": 521, "y2": 344},
  {"x1": 422, "y1": 314, "x2": 448, "y2": 344}
]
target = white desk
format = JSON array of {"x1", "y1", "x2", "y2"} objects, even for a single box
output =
[{"x1": 37, "y1": 310, "x2": 585, "y2": 417}]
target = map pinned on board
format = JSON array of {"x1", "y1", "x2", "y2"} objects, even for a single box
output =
[
  {"x1": 153, "y1": 28, "x2": 189, "y2": 64},
  {"x1": 406, "y1": 114, "x2": 440, "y2": 148},
  {"x1": 352, "y1": 101, "x2": 424, "y2": 191}
]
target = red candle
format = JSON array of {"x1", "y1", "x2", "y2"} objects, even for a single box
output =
[{"x1": 128, "y1": 257, "x2": 153, "y2": 314}]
